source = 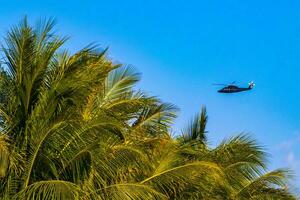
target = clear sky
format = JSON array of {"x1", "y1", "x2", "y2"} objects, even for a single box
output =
[{"x1": 1, "y1": 0, "x2": 300, "y2": 189}]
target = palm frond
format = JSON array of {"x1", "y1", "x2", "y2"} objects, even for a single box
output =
[
  {"x1": 90, "y1": 183, "x2": 167, "y2": 200},
  {"x1": 0, "y1": 134, "x2": 10, "y2": 178},
  {"x1": 235, "y1": 169, "x2": 293, "y2": 199},
  {"x1": 180, "y1": 106, "x2": 208, "y2": 145},
  {"x1": 15, "y1": 180, "x2": 82, "y2": 200},
  {"x1": 101, "y1": 66, "x2": 141, "y2": 106},
  {"x1": 212, "y1": 134, "x2": 267, "y2": 173},
  {"x1": 132, "y1": 102, "x2": 178, "y2": 136}
]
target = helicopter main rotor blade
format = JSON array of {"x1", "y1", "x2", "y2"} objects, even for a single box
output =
[{"x1": 212, "y1": 83, "x2": 227, "y2": 86}]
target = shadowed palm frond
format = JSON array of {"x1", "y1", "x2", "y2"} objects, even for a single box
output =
[{"x1": 0, "y1": 134, "x2": 10, "y2": 178}]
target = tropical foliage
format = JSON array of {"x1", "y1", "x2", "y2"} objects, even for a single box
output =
[{"x1": 0, "y1": 18, "x2": 297, "y2": 199}]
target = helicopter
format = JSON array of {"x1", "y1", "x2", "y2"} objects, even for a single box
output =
[{"x1": 213, "y1": 81, "x2": 255, "y2": 93}]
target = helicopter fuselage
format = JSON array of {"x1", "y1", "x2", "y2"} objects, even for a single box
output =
[{"x1": 218, "y1": 85, "x2": 252, "y2": 93}]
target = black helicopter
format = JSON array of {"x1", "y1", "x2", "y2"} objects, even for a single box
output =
[{"x1": 214, "y1": 81, "x2": 255, "y2": 93}]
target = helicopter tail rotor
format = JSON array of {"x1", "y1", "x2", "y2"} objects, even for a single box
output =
[{"x1": 248, "y1": 81, "x2": 255, "y2": 88}]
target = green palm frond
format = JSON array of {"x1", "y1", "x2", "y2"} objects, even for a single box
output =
[
  {"x1": 89, "y1": 183, "x2": 167, "y2": 200},
  {"x1": 180, "y1": 106, "x2": 208, "y2": 145},
  {"x1": 0, "y1": 134, "x2": 10, "y2": 178},
  {"x1": 141, "y1": 161, "x2": 223, "y2": 198},
  {"x1": 132, "y1": 102, "x2": 178, "y2": 136},
  {"x1": 250, "y1": 188, "x2": 296, "y2": 200},
  {"x1": 235, "y1": 169, "x2": 293, "y2": 199},
  {"x1": 15, "y1": 180, "x2": 82, "y2": 200},
  {"x1": 102, "y1": 66, "x2": 140, "y2": 105},
  {"x1": 59, "y1": 151, "x2": 92, "y2": 184},
  {"x1": 212, "y1": 134, "x2": 267, "y2": 172},
  {"x1": 3, "y1": 17, "x2": 66, "y2": 118},
  {"x1": 0, "y1": 134, "x2": 24, "y2": 178}
]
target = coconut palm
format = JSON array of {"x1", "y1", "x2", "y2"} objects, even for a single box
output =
[
  {"x1": 0, "y1": 18, "x2": 220, "y2": 200},
  {"x1": 177, "y1": 108, "x2": 296, "y2": 199},
  {"x1": 0, "y1": 18, "x2": 297, "y2": 199},
  {"x1": 0, "y1": 18, "x2": 148, "y2": 198}
]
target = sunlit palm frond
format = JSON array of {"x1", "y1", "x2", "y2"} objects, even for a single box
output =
[
  {"x1": 180, "y1": 106, "x2": 208, "y2": 145},
  {"x1": 2, "y1": 17, "x2": 66, "y2": 119},
  {"x1": 101, "y1": 66, "x2": 140, "y2": 106},
  {"x1": 234, "y1": 169, "x2": 294, "y2": 199},
  {"x1": 250, "y1": 188, "x2": 296, "y2": 200},
  {"x1": 212, "y1": 134, "x2": 267, "y2": 173},
  {"x1": 15, "y1": 180, "x2": 82, "y2": 200},
  {"x1": 89, "y1": 183, "x2": 167, "y2": 200},
  {"x1": 138, "y1": 140, "x2": 224, "y2": 198},
  {"x1": 141, "y1": 161, "x2": 223, "y2": 198},
  {"x1": 105, "y1": 91, "x2": 158, "y2": 121},
  {"x1": 132, "y1": 102, "x2": 177, "y2": 136}
]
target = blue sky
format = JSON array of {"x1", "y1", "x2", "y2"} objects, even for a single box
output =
[{"x1": 2, "y1": 0, "x2": 300, "y2": 189}]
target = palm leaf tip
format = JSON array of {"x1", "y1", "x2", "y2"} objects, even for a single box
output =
[{"x1": 181, "y1": 106, "x2": 208, "y2": 144}]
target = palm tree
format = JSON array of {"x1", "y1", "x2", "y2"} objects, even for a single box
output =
[
  {"x1": 0, "y1": 18, "x2": 297, "y2": 199},
  {"x1": 177, "y1": 107, "x2": 296, "y2": 199}
]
